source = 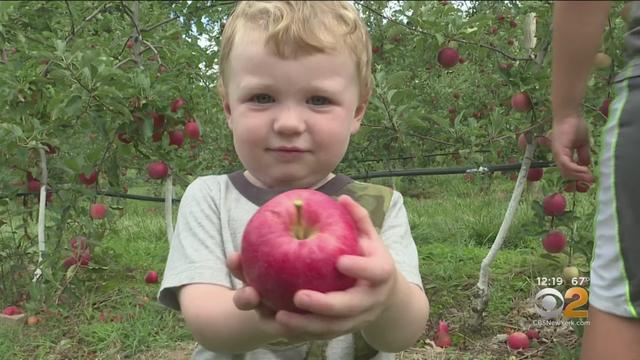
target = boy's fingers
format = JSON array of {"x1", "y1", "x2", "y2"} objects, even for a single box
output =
[
  {"x1": 337, "y1": 195, "x2": 376, "y2": 242},
  {"x1": 226, "y1": 253, "x2": 245, "y2": 281},
  {"x1": 292, "y1": 288, "x2": 371, "y2": 317},
  {"x1": 233, "y1": 286, "x2": 260, "y2": 311},
  {"x1": 337, "y1": 252, "x2": 394, "y2": 285}
]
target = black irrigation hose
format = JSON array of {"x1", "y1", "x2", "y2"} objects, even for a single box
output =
[
  {"x1": 351, "y1": 161, "x2": 554, "y2": 180},
  {"x1": 5, "y1": 161, "x2": 555, "y2": 203}
]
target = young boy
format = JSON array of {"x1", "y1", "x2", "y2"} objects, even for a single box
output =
[
  {"x1": 158, "y1": 2, "x2": 429, "y2": 359},
  {"x1": 551, "y1": 2, "x2": 640, "y2": 359}
]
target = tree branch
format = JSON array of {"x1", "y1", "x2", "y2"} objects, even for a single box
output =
[
  {"x1": 64, "y1": 0, "x2": 76, "y2": 36},
  {"x1": 355, "y1": 1, "x2": 532, "y2": 62},
  {"x1": 142, "y1": 16, "x2": 180, "y2": 33}
]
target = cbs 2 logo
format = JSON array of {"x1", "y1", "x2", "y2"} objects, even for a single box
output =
[{"x1": 535, "y1": 287, "x2": 589, "y2": 319}]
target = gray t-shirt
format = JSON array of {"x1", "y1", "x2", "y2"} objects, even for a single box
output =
[{"x1": 158, "y1": 171, "x2": 424, "y2": 360}]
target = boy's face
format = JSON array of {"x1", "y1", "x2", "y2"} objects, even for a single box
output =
[{"x1": 222, "y1": 30, "x2": 367, "y2": 190}]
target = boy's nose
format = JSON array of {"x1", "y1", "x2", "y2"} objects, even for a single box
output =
[{"x1": 273, "y1": 106, "x2": 306, "y2": 134}]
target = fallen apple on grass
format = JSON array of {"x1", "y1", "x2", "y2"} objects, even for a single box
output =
[
  {"x1": 507, "y1": 331, "x2": 530, "y2": 350},
  {"x1": 26, "y1": 315, "x2": 41, "y2": 326},
  {"x1": 2, "y1": 306, "x2": 23, "y2": 316},
  {"x1": 144, "y1": 271, "x2": 159, "y2": 284},
  {"x1": 241, "y1": 189, "x2": 360, "y2": 313},
  {"x1": 526, "y1": 328, "x2": 540, "y2": 341}
]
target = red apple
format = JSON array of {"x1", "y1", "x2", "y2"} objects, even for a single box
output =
[
  {"x1": 576, "y1": 181, "x2": 590, "y2": 193},
  {"x1": 184, "y1": 121, "x2": 201, "y2": 140},
  {"x1": 536, "y1": 135, "x2": 551, "y2": 149},
  {"x1": 90, "y1": 203, "x2": 107, "y2": 220},
  {"x1": 148, "y1": 161, "x2": 169, "y2": 179},
  {"x1": 79, "y1": 248, "x2": 91, "y2": 266},
  {"x1": 511, "y1": 92, "x2": 532, "y2": 112},
  {"x1": 543, "y1": 193, "x2": 566, "y2": 216},
  {"x1": 240, "y1": 189, "x2": 360, "y2": 313},
  {"x1": 507, "y1": 332, "x2": 529, "y2": 350},
  {"x1": 27, "y1": 179, "x2": 41, "y2": 193},
  {"x1": 510, "y1": 19, "x2": 518, "y2": 28},
  {"x1": 526, "y1": 168, "x2": 543, "y2": 182},
  {"x1": 168, "y1": 130, "x2": 184, "y2": 147},
  {"x1": 144, "y1": 271, "x2": 159, "y2": 284},
  {"x1": 437, "y1": 47, "x2": 459, "y2": 69},
  {"x1": 151, "y1": 112, "x2": 165, "y2": 129},
  {"x1": 526, "y1": 328, "x2": 540, "y2": 340},
  {"x1": 517, "y1": 133, "x2": 528, "y2": 150},
  {"x1": 372, "y1": 46, "x2": 380, "y2": 54},
  {"x1": 79, "y1": 170, "x2": 98, "y2": 186},
  {"x1": 171, "y1": 98, "x2": 186, "y2": 113},
  {"x1": 2, "y1": 306, "x2": 23, "y2": 316},
  {"x1": 542, "y1": 230, "x2": 567, "y2": 253}
]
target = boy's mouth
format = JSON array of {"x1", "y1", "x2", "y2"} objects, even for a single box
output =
[{"x1": 270, "y1": 146, "x2": 308, "y2": 153}]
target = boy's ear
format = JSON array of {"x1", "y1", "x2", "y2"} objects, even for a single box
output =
[
  {"x1": 350, "y1": 100, "x2": 368, "y2": 135},
  {"x1": 222, "y1": 98, "x2": 232, "y2": 129}
]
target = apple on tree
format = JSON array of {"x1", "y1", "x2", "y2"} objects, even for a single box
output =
[
  {"x1": 168, "y1": 130, "x2": 185, "y2": 148},
  {"x1": 90, "y1": 203, "x2": 107, "y2": 220},
  {"x1": 148, "y1": 161, "x2": 169, "y2": 179},
  {"x1": 171, "y1": 98, "x2": 186, "y2": 113},
  {"x1": 511, "y1": 92, "x2": 532, "y2": 112},
  {"x1": 184, "y1": 121, "x2": 201, "y2": 140},
  {"x1": 240, "y1": 189, "x2": 360, "y2": 313},
  {"x1": 437, "y1": 47, "x2": 459, "y2": 69},
  {"x1": 79, "y1": 170, "x2": 98, "y2": 186},
  {"x1": 543, "y1": 193, "x2": 566, "y2": 217},
  {"x1": 542, "y1": 230, "x2": 567, "y2": 253}
]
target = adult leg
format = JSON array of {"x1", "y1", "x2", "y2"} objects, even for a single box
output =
[{"x1": 580, "y1": 306, "x2": 640, "y2": 359}]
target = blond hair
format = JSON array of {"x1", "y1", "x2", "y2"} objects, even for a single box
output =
[{"x1": 218, "y1": 1, "x2": 372, "y2": 102}]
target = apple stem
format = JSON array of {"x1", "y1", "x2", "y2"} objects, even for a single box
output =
[{"x1": 293, "y1": 199, "x2": 305, "y2": 239}]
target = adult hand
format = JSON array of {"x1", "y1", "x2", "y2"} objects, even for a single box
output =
[{"x1": 551, "y1": 115, "x2": 596, "y2": 184}]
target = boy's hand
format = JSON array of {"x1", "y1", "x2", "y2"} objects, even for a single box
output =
[
  {"x1": 226, "y1": 253, "x2": 277, "y2": 318},
  {"x1": 551, "y1": 115, "x2": 596, "y2": 184},
  {"x1": 271, "y1": 195, "x2": 399, "y2": 341},
  {"x1": 227, "y1": 194, "x2": 399, "y2": 342}
]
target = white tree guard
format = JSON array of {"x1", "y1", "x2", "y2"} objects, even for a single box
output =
[
  {"x1": 471, "y1": 142, "x2": 537, "y2": 330},
  {"x1": 33, "y1": 148, "x2": 47, "y2": 282}
]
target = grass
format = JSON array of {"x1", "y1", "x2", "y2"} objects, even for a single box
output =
[{"x1": 0, "y1": 172, "x2": 595, "y2": 359}]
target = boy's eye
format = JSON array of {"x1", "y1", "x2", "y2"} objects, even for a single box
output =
[
  {"x1": 307, "y1": 96, "x2": 330, "y2": 106},
  {"x1": 251, "y1": 94, "x2": 274, "y2": 104}
]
